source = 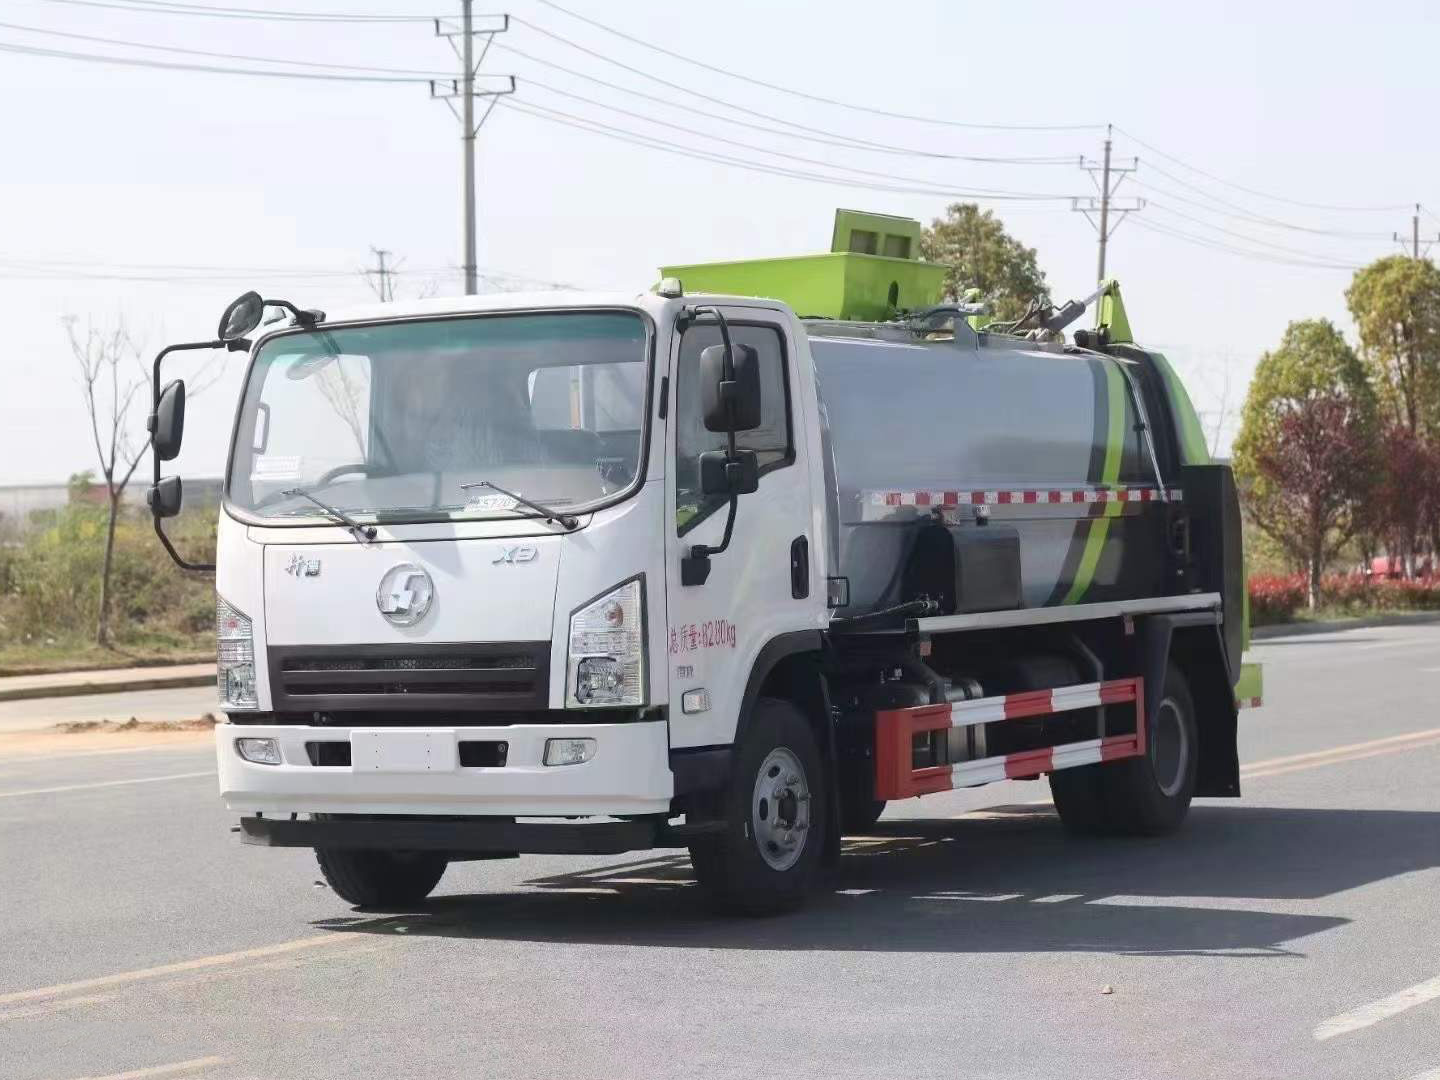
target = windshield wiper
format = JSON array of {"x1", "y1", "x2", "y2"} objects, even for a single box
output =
[
  {"x1": 460, "y1": 480, "x2": 579, "y2": 530},
  {"x1": 281, "y1": 487, "x2": 378, "y2": 545}
]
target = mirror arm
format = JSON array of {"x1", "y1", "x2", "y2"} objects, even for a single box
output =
[
  {"x1": 682, "y1": 496, "x2": 738, "y2": 587},
  {"x1": 152, "y1": 513, "x2": 214, "y2": 574},
  {"x1": 150, "y1": 338, "x2": 223, "y2": 573},
  {"x1": 265, "y1": 298, "x2": 324, "y2": 328}
]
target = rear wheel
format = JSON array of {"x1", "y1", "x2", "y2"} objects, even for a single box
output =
[
  {"x1": 689, "y1": 697, "x2": 827, "y2": 915},
  {"x1": 315, "y1": 848, "x2": 449, "y2": 909},
  {"x1": 1050, "y1": 662, "x2": 1198, "y2": 836}
]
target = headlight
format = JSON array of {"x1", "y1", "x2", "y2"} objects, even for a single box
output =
[
  {"x1": 217, "y1": 595, "x2": 258, "y2": 710},
  {"x1": 567, "y1": 578, "x2": 645, "y2": 708}
]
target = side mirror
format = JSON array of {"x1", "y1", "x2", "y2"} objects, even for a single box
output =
[
  {"x1": 219, "y1": 291, "x2": 264, "y2": 341},
  {"x1": 147, "y1": 476, "x2": 183, "y2": 519},
  {"x1": 700, "y1": 343, "x2": 762, "y2": 432},
  {"x1": 699, "y1": 449, "x2": 759, "y2": 496},
  {"x1": 152, "y1": 379, "x2": 186, "y2": 462}
]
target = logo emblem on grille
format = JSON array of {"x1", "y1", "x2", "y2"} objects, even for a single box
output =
[{"x1": 376, "y1": 563, "x2": 435, "y2": 626}]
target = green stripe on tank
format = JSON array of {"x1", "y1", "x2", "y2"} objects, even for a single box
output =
[
  {"x1": 1147, "y1": 350, "x2": 1210, "y2": 465},
  {"x1": 1062, "y1": 359, "x2": 1126, "y2": 604}
]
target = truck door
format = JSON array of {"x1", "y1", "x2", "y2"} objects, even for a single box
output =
[{"x1": 665, "y1": 308, "x2": 818, "y2": 749}]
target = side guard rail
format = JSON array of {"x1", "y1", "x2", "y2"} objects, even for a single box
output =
[{"x1": 874, "y1": 677, "x2": 1145, "y2": 800}]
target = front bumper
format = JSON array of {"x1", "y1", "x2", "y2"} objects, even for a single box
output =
[
  {"x1": 239, "y1": 814, "x2": 665, "y2": 854},
  {"x1": 215, "y1": 719, "x2": 673, "y2": 818}
]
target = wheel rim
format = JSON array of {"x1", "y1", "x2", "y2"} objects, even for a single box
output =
[
  {"x1": 751, "y1": 747, "x2": 811, "y2": 871},
  {"x1": 1149, "y1": 697, "x2": 1190, "y2": 798}
]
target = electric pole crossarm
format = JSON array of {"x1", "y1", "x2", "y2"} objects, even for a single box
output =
[
  {"x1": 431, "y1": 3, "x2": 513, "y2": 297},
  {"x1": 1073, "y1": 124, "x2": 1144, "y2": 282}
]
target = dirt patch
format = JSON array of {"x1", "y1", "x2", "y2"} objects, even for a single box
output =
[
  {"x1": 0, "y1": 726, "x2": 214, "y2": 759},
  {"x1": 52, "y1": 713, "x2": 220, "y2": 734}
]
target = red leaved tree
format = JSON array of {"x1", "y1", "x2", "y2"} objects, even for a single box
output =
[
  {"x1": 1234, "y1": 320, "x2": 1379, "y2": 610},
  {"x1": 1249, "y1": 396, "x2": 1376, "y2": 608},
  {"x1": 1369, "y1": 424, "x2": 1440, "y2": 578}
]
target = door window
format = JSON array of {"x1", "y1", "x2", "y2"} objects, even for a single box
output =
[{"x1": 674, "y1": 322, "x2": 791, "y2": 534}]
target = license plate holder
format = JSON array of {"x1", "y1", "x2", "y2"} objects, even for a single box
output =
[{"x1": 350, "y1": 730, "x2": 457, "y2": 773}]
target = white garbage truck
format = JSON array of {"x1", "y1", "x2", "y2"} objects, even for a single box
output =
[{"x1": 149, "y1": 211, "x2": 1261, "y2": 914}]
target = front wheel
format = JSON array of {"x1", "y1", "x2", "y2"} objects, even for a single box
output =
[
  {"x1": 315, "y1": 848, "x2": 449, "y2": 909},
  {"x1": 689, "y1": 698, "x2": 827, "y2": 915}
]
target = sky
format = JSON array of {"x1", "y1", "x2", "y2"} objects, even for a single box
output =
[{"x1": 2, "y1": 0, "x2": 1438, "y2": 486}]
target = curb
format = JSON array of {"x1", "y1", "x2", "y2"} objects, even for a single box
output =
[
  {"x1": 1252, "y1": 611, "x2": 1440, "y2": 641},
  {"x1": 0, "y1": 672, "x2": 215, "y2": 703}
]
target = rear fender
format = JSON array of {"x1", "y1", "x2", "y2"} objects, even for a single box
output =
[{"x1": 1141, "y1": 613, "x2": 1239, "y2": 797}]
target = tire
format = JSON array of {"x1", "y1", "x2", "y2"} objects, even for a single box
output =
[
  {"x1": 688, "y1": 697, "x2": 828, "y2": 915},
  {"x1": 1049, "y1": 759, "x2": 1112, "y2": 835},
  {"x1": 1049, "y1": 662, "x2": 1198, "y2": 837},
  {"x1": 837, "y1": 764, "x2": 887, "y2": 833},
  {"x1": 315, "y1": 848, "x2": 449, "y2": 909}
]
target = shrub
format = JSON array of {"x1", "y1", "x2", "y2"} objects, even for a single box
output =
[
  {"x1": 1248, "y1": 571, "x2": 1440, "y2": 624},
  {"x1": 1249, "y1": 574, "x2": 1307, "y2": 624},
  {"x1": 0, "y1": 504, "x2": 215, "y2": 649}
]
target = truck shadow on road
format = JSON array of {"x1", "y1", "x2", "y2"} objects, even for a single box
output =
[{"x1": 314, "y1": 803, "x2": 1440, "y2": 957}]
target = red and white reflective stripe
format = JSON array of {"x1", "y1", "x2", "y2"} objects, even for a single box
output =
[
  {"x1": 867, "y1": 486, "x2": 1183, "y2": 508},
  {"x1": 948, "y1": 680, "x2": 1138, "y2": 727},
  {"x1": 873, "y1": 676, "x2": 1145, "y2": 801},
  {"x1": 952, "y1": 734, "x2": 1142, "y2": 787},
  {"x1": 1236, "y1": 696, "x2": 1263, "y2": 709}
]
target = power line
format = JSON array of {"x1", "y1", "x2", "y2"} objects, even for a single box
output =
[
  {"x1": 523, "y1": 3, "x2": 1099, "y2": 132},
  {"x1": 0, "y1": 39, "x2": 437, "y2": 81},
  {"x1": 497, "y1": 97, "x2": 1078, "y2": 202},
  {"x1": 31, "y1": 0, "x2": 437, "y2": 22},
  {"x1": 496, "y1": 40, "x2": 1079, "y2": 164},
  {"x1": 1113, "y1": 126, "x2": 1411, "y2": 213},
  {"x1": 508, "y1": 17, "x2": 1097, "y2": 142},
  {"x1": 1131, "y1": 172, "x2": 1392, "y2": 240},
  {"x1": 1146, "y1": 202, "x2": 1380, "y2": 264},
  {"x1": 1131, "y1": 217, "x2": 1360, "y2": 271},
  {"x1": 511, "y1": 87, "x2": 1081, "y2": 199},
  {"x1": 0, "y1": 19, "x2": 454, "y2": 75}
]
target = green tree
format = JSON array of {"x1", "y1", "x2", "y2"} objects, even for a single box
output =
[
  {"x1": 1233, "y1": 319, "x2": 1379, "y2": 608},
  {"x1": 919, "y1": 203, "x2": 1048, "y2": 322},
  {"x1": 1345, "y1": 255, "x2": 1440, "y2": 435}
]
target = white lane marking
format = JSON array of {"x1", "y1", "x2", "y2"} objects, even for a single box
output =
[
  {"x1": 1314, "y1": 974, "x2": 1440, "y2": 1041},
  {"x1": 0, "y1": 771, "x2": 213, "y2": 799},
  {"x1": 1404, "y1": 1068, "x2": 1440, "y2": 1080},
  {"x1": 0, "y1": 933, "x2": 361, "y2": 1006},
  {"x1": 1031, "y1": 894, "x2": 1084, "y2": 903},
  {"x1": 66, "y1": 1055, "x2": 225, "y2": 1080}
]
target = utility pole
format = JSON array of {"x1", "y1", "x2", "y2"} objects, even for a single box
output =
[
  {"x1": 365, "y1": 246, "x2": 398, "y2": 302},
  {"x1": 1394, "y1": 204, "x2": 1437, "y2": 259},
  {"x1": 431, "y1": 7, "x2": 514, "y2": 295},
  {"x1": 1073, "y1": 125, "x2": 1144, "y2": 283}
]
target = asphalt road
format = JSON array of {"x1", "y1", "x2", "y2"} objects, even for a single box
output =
[{"x1": 3, "y1": 624, "x2": 1440, "y2": 1080}]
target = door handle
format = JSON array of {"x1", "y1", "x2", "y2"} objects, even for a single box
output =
[{"x1": 790, "y1": 535, "x2": 809, "y2": 599}]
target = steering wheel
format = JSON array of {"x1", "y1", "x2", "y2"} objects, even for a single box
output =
[{"x1": 316, "y1": 463, "x2": 370, "y2": 486}]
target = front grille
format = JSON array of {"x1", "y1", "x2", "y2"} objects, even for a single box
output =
[{"x1": 269, "y1": 642, "x2": 549, "y2": 713}]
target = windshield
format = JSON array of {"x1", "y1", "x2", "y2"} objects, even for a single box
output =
[{"x1": 227, "y1": 310, "x2": 649, "y2": 524}]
